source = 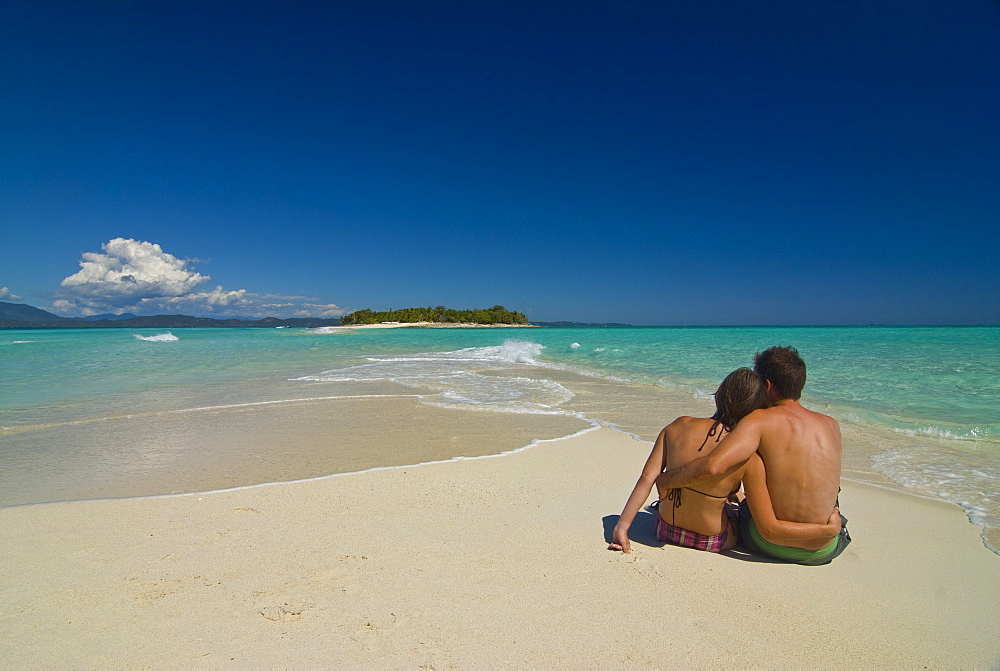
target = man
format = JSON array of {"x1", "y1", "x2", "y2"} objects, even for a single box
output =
[{"x1": 655, "y1": 346, "x2": 851, "y2": 565}]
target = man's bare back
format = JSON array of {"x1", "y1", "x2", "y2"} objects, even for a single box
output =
[{"x1": 732, "y1": 399, "x2": 842, "y2": 523}]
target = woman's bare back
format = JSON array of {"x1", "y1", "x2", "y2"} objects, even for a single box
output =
[{"x1": 655, "y1": 416, "x2": 745, "y2": 538}]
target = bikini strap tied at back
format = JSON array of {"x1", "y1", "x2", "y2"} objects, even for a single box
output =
[{"x1": 697, "y1": 419, "x2": 726, "y2": 452}]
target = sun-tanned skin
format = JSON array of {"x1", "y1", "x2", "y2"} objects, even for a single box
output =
[
  {"x1": 655, "y1": 380, "x2": 843, "y2": 541},
  {"x1": 609, "y1": 415, "x2": 841, "y2": 553}
]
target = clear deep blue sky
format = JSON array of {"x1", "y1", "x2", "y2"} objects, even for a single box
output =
[{"x1": 2, "y1": 1, "x2": 998, "y2": 324}]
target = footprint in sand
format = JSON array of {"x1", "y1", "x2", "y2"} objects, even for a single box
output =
[{"x1": 258, "y1": 604, "x2": 306, "y2": 622}]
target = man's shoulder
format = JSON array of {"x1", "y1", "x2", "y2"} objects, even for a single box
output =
[
  {"x1": 756, "y1": 402, "x2": 842, "y2": 456},
  {"x1": 793, "y1": 402, "x2": 840, "y2": 428},
  {"x1": 740, "y1": 406, "x2": 778, "y2": 424},
  {"x1": 760, "y1": 400, "x2": 836, "y2": 422},
  {"x1": 750, "y1": 402, "x2": 830, "y2": 436}
]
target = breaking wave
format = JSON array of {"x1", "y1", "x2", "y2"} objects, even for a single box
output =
[
  {"x1": 872, "y1": 444, "x2": 1000, "y2": 532},
  {"x1": 296, "y1": 340, "x2": 572, "y2": 414},
  {"x1": 133, "y1": 332, "x2": 179, "y2": 342}
]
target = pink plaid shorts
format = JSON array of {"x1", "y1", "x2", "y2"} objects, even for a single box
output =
[{"x1": 655, "y1": 514, "x2": 729, "y2": 553}]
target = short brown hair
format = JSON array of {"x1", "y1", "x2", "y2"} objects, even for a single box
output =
[
  {"x1": 712, "y1": 367, "x2": 768, "y2": 429},
  {"x1": 753, "y1": 346, "x2": 806, "y2": 400}
]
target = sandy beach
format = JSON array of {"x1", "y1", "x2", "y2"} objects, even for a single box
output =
[
  {"x1": 4, "y1": 0, "x2": 997, "y2": 665},
  {"x1": 2, "y1": 425, "x2": 997, "y2": 668}
]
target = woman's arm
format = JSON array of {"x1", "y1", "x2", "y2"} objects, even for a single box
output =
[
  {"x1": 608, "y1": 426, "x2": 668, "y2": 554},
  {"x1": 742, "y1": 454, "x2": 841, "y2": 549}
]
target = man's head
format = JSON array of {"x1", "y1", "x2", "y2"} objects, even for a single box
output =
[{"x1": 753, "y1": 346, "x2": 806, "y2": 400}]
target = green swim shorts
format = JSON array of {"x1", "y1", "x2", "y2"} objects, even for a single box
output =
[{"x1": 737, "y1": 500, "x2": 851, "y2": 566}]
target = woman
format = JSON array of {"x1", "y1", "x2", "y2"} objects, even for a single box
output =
[{"x1": 609, "y1": 368, "x2": 840, "y2": 554}]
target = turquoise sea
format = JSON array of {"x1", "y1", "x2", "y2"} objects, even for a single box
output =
[{"x1": 2, "y1": 325, "x2": 998, "y2": 551}]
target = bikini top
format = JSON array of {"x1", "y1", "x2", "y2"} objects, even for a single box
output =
[
  {"x1": 665, "y1": 420, "x2": 740, "y2": 518},
  {"x1": 665, "y1": 484, "x2": 740, "y2": 510}
]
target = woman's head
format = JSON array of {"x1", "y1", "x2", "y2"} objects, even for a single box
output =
[{"x1": 712, "y1": 367, "x2": 767, "y2": 429}]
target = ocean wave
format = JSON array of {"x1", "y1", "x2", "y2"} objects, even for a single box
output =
[
  {"x1": 370, "y1": 340, "x2": 543, "y2": 365},
  {"x1": 133, "y1": 332, "x2": 179, "y2": 342},
  {"x1": 296, "y1": 340, "x2": 571, "y2": 414},
  {"x1": 830, "y1": 405, "x2": 1000, "y2": 444},
  {"x1": 892, "y1": 424, "x2": 998, "y2": 441},
  {"x1": 872, "y1": 445, "x2": 1000, "y2": 531}
]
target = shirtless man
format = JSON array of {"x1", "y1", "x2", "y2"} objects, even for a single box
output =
[{"x1": 655, "y1": 346, "x2": 851, "y2": 565}]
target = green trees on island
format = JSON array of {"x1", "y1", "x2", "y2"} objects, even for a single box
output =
[{"x1": 340, "y1": 305, "x2": 529, "y2": 325}]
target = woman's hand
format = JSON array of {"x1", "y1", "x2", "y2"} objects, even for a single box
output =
[{"x1": 608, "y1": 524, "x2": 631, "y2": 553}]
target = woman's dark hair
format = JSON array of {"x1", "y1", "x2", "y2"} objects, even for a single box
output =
[{"x1": 711, "y1": 367, "x2": 768, "y2": 430}]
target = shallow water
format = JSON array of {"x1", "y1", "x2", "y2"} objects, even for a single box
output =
[{"x1": 2, "y1": 325, "x2": 997, "y2": 551}]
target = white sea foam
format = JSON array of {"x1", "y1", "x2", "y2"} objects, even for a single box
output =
[
  {"x1": 872, "y1": 445, "x2": 1000, "y2": 530},
  {"x1": 893, "y1": 424, "x2": 996, "y2": 441},
  {"x1": 296, "y1": 340, "x2": 572, "y2": 414},
  {"x1": 825, "y1": 403, "x2": 999, "y2": 445},
  {"x1": 570, "y1": 342, "x2": 581, "y2": 349},
  {"x1": 133, "y1": 332, "x2": 179, "y2": 342}
]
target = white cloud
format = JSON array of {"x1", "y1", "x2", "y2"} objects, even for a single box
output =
[
  {"x1": 52, "y1": 239, "x2": 347, "y2": 319},
  {"x1": 134, "y1": 289, "x2": 347, "y2": 318},
  {"x1": 51, "y1": 298, "x2": 83, "y2": 313},
  {"x1": 0, "y1": 287, "x2": 22, "y2": 300},
  {"x1": 144, "y1": 286, "x2": 250, "y2": 310},
  {"x1": 293, "y1": 303, "x2": 349, "y2": 318},
  {"x1": 59, "y1": 238, "x2": 208, "y2": 306}
]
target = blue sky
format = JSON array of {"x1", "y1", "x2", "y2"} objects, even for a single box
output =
[{"x1": 2, "y1": 1, "x2": 998, "y2": 325}]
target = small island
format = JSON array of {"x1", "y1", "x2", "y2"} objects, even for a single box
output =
[{"x1": 339, "y1": 305, "x2": 530, "y2": 327}]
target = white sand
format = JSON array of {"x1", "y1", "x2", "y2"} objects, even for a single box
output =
[{"x1": 1, "y1": 427, "x2": 998, "y2": 667}]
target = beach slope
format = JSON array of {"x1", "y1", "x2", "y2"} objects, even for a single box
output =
[{"x1": 1, "y1": 427, "x2": 997, "y2": 667}]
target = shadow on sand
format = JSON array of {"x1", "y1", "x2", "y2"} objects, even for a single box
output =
[{"x1": 602, "y1": 511, "x2": 785, "y2": 564}]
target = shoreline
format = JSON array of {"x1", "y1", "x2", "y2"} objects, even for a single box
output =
[
  {"x1": 2, "y1": 426, "x2": 997, "y2": 667},
  {"x1": 5, "y1": 345, "x2": 998, "y2": 554},
  {"x1": 0, "y1": 383, "x2": 591, "y2": 508},
  {"x1": 0, "y1": 423, "x2": 605, "y2": 511}
]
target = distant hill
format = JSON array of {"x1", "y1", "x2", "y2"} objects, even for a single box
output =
[
  {"x1": 81, "y1": 312, "x2": 138, "y2": 321},
  {"x1": 0, "y1": 301, "x2": 339, "y2": 329},
  {"x1": 0, "y1": 301, "x2": 65, "y2": 323}
]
